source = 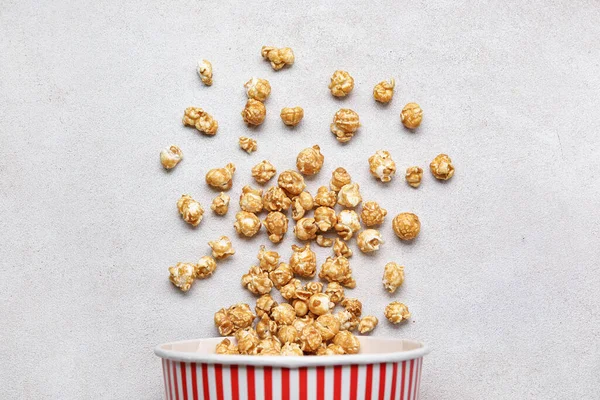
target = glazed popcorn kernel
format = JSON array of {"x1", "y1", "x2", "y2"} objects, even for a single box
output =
[
  {"x1": 337, "y1": 183, "x2": 362, "y2": 208},
  {"x1": 333, "y1": 331, "x2": 360, "y2": 354},
  {"x1": 356, "y1": 229, "x2": 384, "y2": 253},
  {"x1": 263, "y1": 212, "x2": 289, "y2": 243},
  {"x1": 314, "y1": 186, "x2": 337, "y2": 208},
  {"x1": 168, "y1": 262, "x2": 196, "y2": 292},
  {"x1": 333, "y1": 237, "x2": 353, "y2": 258},
  {"x1": 314, "y1": 206, "x2": 337, "y2": 232},
  {"x1": 206, "y1": 163, "x2": 236, "y2": 190},
  {"x1": 278, "y1": 170, "x2": 306, "y2": 196},
  {"x1": 234, "y1": 211, "x2": 262, "y2": 237},
  {"x1": 292, "y1": 315, "x2": 314, "y2": 334},
  {"x1": 392, "y1": 212, "x2": 421, "y2": 240},
  {"x1": 211, "y1": 192, "x2": 230, "y2": 215},
  {"x1": 195, "y1": 255, "x2": 218, "y2": 279},
  {"x1": 256, "y1": 313, "x2": 278, "y2": 339},
  {"x1": 261, "y1": 46, "x2": 295, "y2": 70},
  {"x1": 278, "y1": 324, "x2": 299, "y2": 344},
  {"x1": 368, "y1": 150, "x2": 396, "y2": 183},
  {"x1": 291, "y1": 191, "x2": 314, "y2": 221},
  {"x1": 177, "y1": 194, "x2": 204, "y2": 227},
  {"x1": 324, "y1": 282, "x2": 345, "y2": 304},
  {"x1": 252, "y1": 160, "x2": 277, "y2": 184},
  {"x1": 272, "y1": 303, "x2": 296, "y2": 326},
  {"x1": 335, "y1": 210, "x2": 361, "y2": 240},
  {"x1": 336, "y1": 309, "x2": 360, "y2": 331},
  {"x1": 330, "y1": 109, "x2": 360, "y2": 143},
  {"x1": 305, "y1": 281, "x2": 324, "y2": 294},
  {"x1": 320, "y1": 343, "x2": 346, "y2": 356},
  {"x1": 328, "y1": 70, "x2": 354, "y2": 97},
  {"x1": 296, "y1": 145, "x2": 325, "y2": 176},
  {"x1": 341, "y1": 298, "x2": 363, "y2": 317},
  {"x1": 319, "y1": 256, "x2": 356, "y2": 288},
  {"x1": 385, "y1": 302, "x2": 411, "y2": 324},
  {"x1": 197, "y1": 59, "x2": 213, "y2": 86},
  {"x1": 405, "y1": 166, "x2": 424, "y2": 188},
  {"x1": 236, "y1": 327, "x2": 260, "y2": 355},
  {"x1": 330, "y1": 167, "x2": 352, "y2": 192},
  {"x1": 208, "y1": 236, "x2": 235, "y2": 260},
  {"x1": 257, "y1": 245, "x2": 280, "y2": 272},
  {"x1": 160, "y1": 145, "x2": 183, "y2": 170},
  {"x1": 294, "y1": 217, "x2": 318, "y2": 241},
  {"x1": 290, "y1": 243, "x2": 317, "y2": 277},
  {"x1": 281, "y1": 342, "x2": 303, "y2": 356},
  {"x1": 315, "y1": 313, "x2": 341, "y2": 341},
  {"x1": 256, "y1": 336, "x2": 282, "y2": 355},
  {"x1": 239, "y1": 136, "x2": 257, "y2": 154},
  {"x1": 383, "y1": 262, "x2": 404, "y2": 293},
  {"x1": 279, "y1": 278, "x2": 302, "y2": 301},
  {"x1": 244, "y1": 77, "x2": 271, "y2": 102},
  {"x1": 239, "y1": 185, "x2": 264, "y2": 213},
  {"x1": 269, "y1": 262, "x2": 294, "y2": 290},
  {"x1": 360, "y1": 201, "x2": 387, "y2": 227},
  {"x1": 241, "y1": 99, "x2": 267, "y2": 126},
  {"x1": 293, "y1": 299, "x2": 309, "y2": 317},
  {"x1": 183, "y1": 107, "x2": 218, "y2": 135},
  {"x1": 430, "y1": 153, "x2": 455, "y2": 180},
  {"x1": 400, "y1": 102, "x2": 423, "y2": 129},
  {"x1": 308, "y1": 293, "x2": 334, "y2": 316},
  {"x1": 214, "y1": 303, "x2": 255, "y2": 336},
  {"x1": 316, "y1": 235, "x2": 334, "y2": 247},
  {"x1": 242, "y1": 265, "x2": 273, "y2": 295},
  {"x1": 215, "y1": 338, "x2": 239, "y2": 355},
  {"x1": 358, "y1": 316, "x2": 379, "y2": 334},
  {"x1": 373, "y1": 78, "x2": 395, "y2": 103},
  {"x1": 280, "y1": 107, "x2": 304, "y2": 126},
  {"x1": 255, "y1": 293, "x2": 278, "y2": 318},
  {"x1": 300, "y1": 324, "x2": 323, "y2": 353},
  {"x1": 262, "y1": 186, "x2": 292, "y2": 212}
]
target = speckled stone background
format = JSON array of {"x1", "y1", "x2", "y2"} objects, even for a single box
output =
[{"x1": 1, "y1": 0, "x2": 599, "y2": 399}]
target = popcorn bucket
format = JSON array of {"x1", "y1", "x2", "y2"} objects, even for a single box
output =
[{"x1": 155, "y1": 337, "x2": 429, "y2": 400}]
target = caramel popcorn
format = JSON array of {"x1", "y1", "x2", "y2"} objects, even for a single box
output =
[
  {"x1": 332, "y1": 331, "x2": 360, "y2": 354},
  {"x1": 320, "y1": 344, "x2": 346, "y2": 356},
  {"x1": 314, "y1": 186, "x2": 337, "y2": 207},
  {"x1": 197, "y1": 59, "x2": 213, "y2": 86},
  {"x1": 293, "y1": 299, "x2": 309, "y2": 317},
  {"x1": 333, "y1": 238, "x2": 353, "y2": 258},
  {"x1": 405, "y1": 166, "x2": 423, "y2": 187},
  {"x1": 328, "y1": 70, "x2": 354, "y2": 97},
  {"x1": 356, "y1": 229, "x2": 384, "y2": 253},
  {"x1": 335, "y1": 310, "x2": 360, "y2": 331},
  {"x1": 292, "y1": 315, "x2": 314, "y2": 334},
  {"x1": 330, "y1": 109, "x2": 360, "y2": 143},
  {"x1": 316, "y1": 235, "x2": 333, "y2": 247},
  {"x1": 325, "y1": 282, "x2": 345, "y2": 304},
  {"x1": 234, "y1": 211, "x2": 262, "y2": 237},
  {"x1": 261, "y1": 46, "x2": 295, "y2": 70},
  {"x1": 330, "y1": 167, "x2": 352, "y2": 192},
  {"x1": 195, "y1": 255, "x2": 217, "y2": 279},
  {"x1": 244, "y1": 77, "x2": 271, "y2": 102},
  {"x1": 319, "y1": 256, "x2": 356, "y2": 288},
  {"x1": 280, "y1": 342, "x2": 303, "y2": 356},
  {"x1": 242, "y1": 265, "x2": 273, "y2": 295},
  {"x1": 280, "y1": 107, "x2": 304, "y2": 126},
  {"x1": 289, "y1": 243, "x2": 317, "y2": 277},
  {"x1": 383, "y1": 262, "x2": 405, "y2": 293},
  {"x1": 335, "y1": 210, "x2": 361, "y2": 240},
  {"x1": 252, "y1": 160, "x2": 277, "y2": 184},
  {"x1": 183, "y1": 107, "x2": 218, "y2": 135},
  {"x1": 313, "y1": 206, "x2": 336, "y2": 232},
  {"x1": 360, "y1": 201, "x2": 387, "y2": 226},
  {"x1": 177, "y1": 195, "x2": 204, "y2": 227},
  {"x1": 385, "y1": 302, "x2": 411, "y2": 324},
  {"x1": 278, "y1": 170, "x2": 306, "y2": 196},
  {"x1": 255, "y1": 337, "x2": 282, "y2": 355},
  {"x1": 358, "y1": 316, "x2": 378, "y2": 334},
  {"x1": 269, "y1": 262, "x2": 294, "y2": 289},
  {"x1": 337, "y1": 183, "x2": 362, "y2": 208},
  {"x1": 211, "y1": 192, "x2": 230, "y2": 215},
  {"x1": 208, "y1": 236, "x2": 235, "y2": 260},
  {"x1": 168, "y1": 262, "x2": 196, "y2": 292},
  {"x1": 206, "y1": 163, "x2": 236, "y2": 190},
  {"x1": 291, "y1": 191, "x2": 314, "y2": 220},
  {"x1": 373, "y1": 78, "x2": 395, "y2": 103},
  {"x1": 296, "y1": 145, "x2": 325, "y2": 176},
  {"x1": 294, "y1": 217, "x2": 318, "y2": 241},
  {"x1": 263, "y1": 212, "x2": 289, "y2": 243},
  {"x1": 341, "y1": 298, "x2": 362, "y2": 318},
  {"x1": 315, "y1": 314, "x2": 341, "y2": 341},
  {"x1": 392, "y1": 212, "x2": 421, "y2": 240},
  {"x1": 368, "y1": 150, "x2": 396, "y2": 182},
  {"x1": 300, "y1": 324, "x2": 322, "y2": 353},
  {"x1": 271, "y1": 303, "x2": 296, "y2": 325},
  {"x1": 430, "y1": 154, "x2": 455, "y2": 180},
  {"x1": 214, "y1": 303, "x2": 255, "y2": 336},
  {"x1": 239, "y1": 185, "x2": 263, "y2": 213},
  {"x1": 278, "y1": 325, "x2": 299, "y2": 344},
  {"x1": 236, "y1": 327, "x2": 259, "y2": 354},
  {"x1": 305, "y1": 282, "x2": 323, "y2": 294},
  {"x1": 400, "y1": 103, "x2": 423, "y2": 129},
  {"x1": 256, "y1": 314, "x2": 278, "y2": 339},
  {"x1": 239, "y1": 136, "x2": 257, "y2": 154},
  {"x1": 255, "y1": 293, "x2": 277, "y2": 318},
  {"x1": 308, "y1": 293, "x2": 333, "y2": 316},
  {"x1": 279, "y1": 279, "x2": 302, "y2": 301},
  {"x1": 257, "y1": 245, "x2": 280, "y2": 272},
  {"x1": 215, "y1": 338, "x2": 239, "y2": 355},
  {"x1": 242, "y1": 99, "x2": 267, "y2": 126},
  {"x1": 160, "y1": 145, "x2": 183, "y2": 170}
]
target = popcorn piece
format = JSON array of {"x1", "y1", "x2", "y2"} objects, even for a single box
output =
[
  {"x1": 214, "y1": 303, "x2": 255, "y2": 336},
  {"x1": 256, "y1": 314, "x2": 278, "y2": 339},
  {"x1": 333, "y1": 238, "x2": 353, "y2": 258},
  {"x1": 332, "y1": 331, "x2": 360, "y2": 354},
  {"x1": 271, "y1": 303, "x2": 296, "y2": 325},
  {"x1": 373, "y1": 78, "x2": 394, "y2": 103},
  {"x1": 316, "y1": 235, "x2": 333, "y2": 247},
  {"x1": 263, "y1": 212, "x2": 289, "y2": 243},
  {"x1": 278, "y1": 170, "x2": 306, "y2": 196},
  {"x1": 296, "y1": 145, "x2": 324, "y2": 176},
  {"x1": 360, "y1": 201, "x2": 387, "y2": 226},
  {"x1": 337, "y1": 183, "x2": 362, "y2": 208},
  {"x1": 279, "y1": 279, "x2": 302, "y2": 301},
  {"x1": 314, "y1": 206, "x2": 337, "y2": 232},
  {"x1": 335, "y1": 310, "x2": 360, "y2": 331},
  {"x1": 356, "y1": 229, "x2": 384, "y2": 253},
  {"x1": 197, "y1": 59, "x2": 213, "y2": 86},
  {"x1": 305, "y1": 282, "x2": 323, "y2": 294},
  {"x1": 315, "y1": 314, "x2": 341, "y2": 341},
  {"x1": 300, "y1": 324, "x2": 322, "y2": 353},
  {"x1": 383, "y1": 262, "x2": 405, "y2": 293},
  {"x1": 293, "y1": 299, "x2": 309, "y2": 317},
  {"x1": 405, "y1": 166, "x2": 423, "y2": 188},
  {"x1": 319, "y1": 256, "x2": 356, "y2": 288},
  {"x1": 269, "y1": 262, "x2": 294, "y2": 289},
  {"x1": 160, "y1": 145, "x2": 183, "y2": 169},
  {"x1": 242, "y1": 265, "x2": 273, "y2": 295},
  {"x1": 330, "y1": 109, "x2": 360, "y2": 143},
  {"x1": 239, "y1": 185, "x2": 263, "y2": 213},
  {"x1": 239, "y1": 136, "x2": 257, "y2": 154},
  {"x1": 278, "y1": 325, "x2": 299, "y2": 344},
  {"x1": 368, "y1": 150, "x2": 396, "y2": 183},
  {"x1": 206, "y1": 163, "x2": 236, "y2": 190},
  {"x1": 294, "y1": 217, "x2": 318, "y2": 241},
  {"x1": 255, "y1": 337, "x2": 282, "y2": 355},
  {"x1": 241, "y1": 99, "x2": 266, "y2": 126},
  {"x1": 341, "y1": 298, "x2": 362, "y2": 317},
  {"x1": 280, "y1": 342, "x2": 303, "y2": 356},
  {"x1": 308, "y1": 293, "x2": 334, "y2": 316},
  {"x1": 358, "y1": 316, "x2": 379, "y2": 334},
  {"x1": 430, "y1": 154, "x2": 455, "y2": 180},
  {"x1": 320, "y1": 343, "x2": 346, "y2": 356},
  {"x1": 252, "y1": 160, "x2": 277, "y2": 184},
  {"x1": 211, "y1": 192, "x2": 230, "y2": 215},
  {"x1": 328, "y1": 70, "x2": 354, "y2": 97},
  {"x1": 215, "y1": 338, "x2": 239, "y2": 355},
  {"x1": 257, "y1": 245, "x2": 280, "y2": 272},
  {"x1": 195, "y1": 255, "x2": 217, "y2": 279},
  {"x1": 401, "y1": 103, "x2": 423, "y2": 129},
  {"x1": 255, "y1": 293, "x2": 277, "y2": 318},
  {"x1": 290, "y1": 243, "x2": 317, "y2": 277},
  {"x1": 168, "y1": 262, "x2": 195, "y2": 292},
  {"x1": 263, "y1": 186, "x2": 292, "y2": 212},
  {"x1": 291, "y1": 191, "x2": 314, "y2": 220},
  {"x1": 236, "y1": 327, "x2": 259, "y2": 354},
  {"x1": 183, "y1": 107, "x2": 218, "y2": 135},
  {"x1": 324, "y1": 282, "x2": 345, "y2": 304},
  {"x1": 244, "y1": 77, "x2": 271, "y2": 102},
  {"x1": 292, "y1": 315, "x2": 314, "y2": 334},
  {"x1": 330, "y1": 167, "x2": 352, "y2": 192},
  {"x1": 392, "y1": 213, "x2": 421, "y2": 240},
  {"x1": 280, "y1": 107, "x2": 304, "y2": 126},
  {"x1": 208, "y1": 236, "x2": 235, "y2": 260},
  {"x1": 234, "y1": 211, "x2": 262, "y2": 237},
  {"x1": 261, "y1": 46, "x2": 295, "y2": 70},
  {"x1": 385, "y1": 302, "x2": 411, "y2": 324},
  {"x1": 335, "y1": 210, "x2": 361, "y2": 240},
  {"x1": 177, "y1": 195, "x2": 204, "y2": 227},
  {"x1": 314, "y1": 186, "x2": 337, "y2": 208}
]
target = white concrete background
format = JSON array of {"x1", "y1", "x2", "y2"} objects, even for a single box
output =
[{"x1": 1, "y1": 0, "x2": 599, "y2": 398}]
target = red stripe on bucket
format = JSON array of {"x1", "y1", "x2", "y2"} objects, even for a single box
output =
[
  {"x1": 201, "y1": 364, "x2": 210, "y2": 400},
  {"x1": 378, "y1": 363, "x2": 386, "y2": 400},
  {"x1": 264, "y1": 367, "x2": 273, "y2": 400},
  {"x1": 281, "y1": 368, "x2": 290, "y2": 400},
  {"x1": 190, "y1": 363, "x2": 198, "y2": 400},
  {"x1": 215, "y1": 364, "x2": 223, "y2": 400},
  {"x1": 365, "y1": 364, "x2": 373, "y2": 400},
  {"x1": 333, "y1": 365, "x2": 342, "y2": 400},
  {"x1": 230, "y1": 365, "x2": 239, "y2": 400},
  {"x1": 407, "y1": 360, "x2": 415, "y2": 400},
  {"x1": 350, "y1": 365, "x2": 358, "y2": 400},
  {"x1": 246, "y1": 366, "x2": 256, "y2": 400},
  {"x1": 400, "y1": 361, "x2": 406, "y2": 400},
  {"x1": 166, "y1": 360, "x2": 172, "y2": 400},
  {"x1": 172, "y1": 361, "x2": 179, "y2": 400},
  {"x1": 390, "y1": 362, "x2": 398, "y2": 400},
  {"x1": 180, "y1": 362, "x2": 188, "y2": 400},
  {"x1": 316, "y1": 366, "x2": 325, "y2": 400},
  {"x1": 299, "y1": 367, "x2": 308, "y2": 400}
]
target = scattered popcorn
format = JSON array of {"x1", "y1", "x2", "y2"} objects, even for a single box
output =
[
  {"x1": 314, "y1": 186, "x2": 337, "y2": 208},
  {"x1": 296, "y1": 145, "x2": 324, "y2": 176},
  {"x1": 242, "y1": 265, "x2": 273, "y2": 295},
  {"x1": 382, "y1": 262, "x2": 404, "y2": 293},
  {"x1": 252, "y1": 160, "x2": 277, "y2": 184},
  {"x1": 337, "y1": 183, "x2": 362, "y2": 208},
  {"x1": 263, "y1": 211, "x2": 289, "y2": 243},
  {"x1": 373, "y1": 78, "x2": 394, "y2": 103},
  {"x1": 214, "y1": 303, "x2": 255, "y2": 336},
  {"x1": 244, "y1": 77, "x2": 271, "y2": 102},
  {"x1": 271, "y1": 303, "x2": 296, "y2": 325},
  {"x1": 261, "y1": 46, "x2": 295, "y2": 70},
  {"x1": 257, "y1": 245, "x2": 280, "y2": 272},
  {"x1": 336, "y1": 309, "x2": 360, "y2": 331},
  {"x1": 168, "y1": 262, "x2": 196, "y2": 292},
  {"x1": 335, "y1": 210, "x2": 361, "y2": 240},
  {"x1": 430, "y1": 154, "x2": 455, "y2": 180},
  {"x1": 278, "y1": 325, "x2": 299, "y2": 344},
  {"x1": 309, "y1": 293, "x2": 334, "y2": 316},
  {"x1": 215, "y1": 338, "x2": 239, "y2": 355},
  {"x1": 385, "y1": 302, "x2": 411, "y2": 324},
  {"x1": 358, "y1": 316, "x2": 378, "y2": 334},
  {"x1": 197, "y1": 59, "x2": 213, "y2": 86},
  {"x1": 236, "y1": 327, "x2": 259, "y2": 354},
  {"x1": 242, "y1": 99, "x2": 267, "y2": 126},
  {"x1": 294, "y1": 217, "x2": 318, "y2": 241},
  {"x1": 315, "y1": 313, "x2": 341, "y2": 341},
  {"x1": 300, "y1": 324, "x2": 323, "y2": 353},
  {"x1": 278, "y1": 170, "x2": 306, "y2": 196},
  {"x1": 255, "y1": 293, "x2": 277, "y2": 318},
  {"x1": 368, "y1": 150, "x2": 396, "y2": 183},
  {"x1": 263, "y1": 186, "x2": 292, "y2": 212},
  {"x1": 319, "y1": 256, "x2": 356, "y2": 288},
  {"x1": 210, "y1": 192, "x2": 230, "y2": 215},
  {"x1": 360, "y1": 201, "x2": 387, "y2": 226},
  {"x1": 406, "y1": 166, "x2": 424, "y2": 187},
  {"x1": 291, "y1": 191, "x2": 314, "y2": 220},
  {"x1": 206, "y1": 163, "x2": 236, "y2": 190},
  {"x1": 195, "y1": 256, "x2": 217, "y2": 279},
  {"x1": 280, "y1": 342, "x2": 303, "y2": 356},
  {"x1": 330, "y1": 109, "x2": 360, "y2": 143},
  {"x1": 183, "y1": 107, "x2": 218, "y2": 135},
  {"x1": 234, "y1": 211, "x2": 262, "y2": 237},
  {"x1": 328, "y1": 70, "x2": 354, "y2": 97},
  {"x1": 316, "y1": 235, "x2": 334, "y2": 247},
  {"x1": 324, "y1": 282, "x2": 345, "y2": 304},
  {"x1": 256, "y1": 314, "x2": 278, "y2": 339},
  {"x1": 280, "y1": 107, "x2": 304, "y2": 126},
  {"x1": 177, "y1": 195, "x2": 204, "y2": 227},
  {"x1": 332, "y1": 331, "x2": 360, "y2": 354},
  {"x1": 160, "y1": 145, "x2": 183, "y2": 170},
  {"x1": 314, "y1": 206, "x2": 337, "y2": 232},
  {"x1": 239, "y1": 185, "x2": 264, "y2": 213},
  {"x1": 341, "y1": 298, "x2": 362, "y2": 317},
  {"x1": 392, "y1": 212, "x2": 421, "y2": 240},
  {"x1": 293, "y1": 299, "x2": 309, "y2": 317},
  {"x1": 333, "y1": 237, "x2": 353, "y2": 258},
  {"x1": 401, "y1": 103, "x2": 423, "y2": 129},
  {"x1": 239, "y1": 136, "x2": 257, "y2": 154},
  {"x1": 208, "y1": 236, "x2": 235, "y2": 260},
  {"x1": 290, "y1": 243, "x2": 317, "y2": 277},
  {"x1": 356, "y1": 229, "x2": 384, "y2": 253},
  {"x1": 330, "y1": 167, "x2": 352, "y2": 192}
]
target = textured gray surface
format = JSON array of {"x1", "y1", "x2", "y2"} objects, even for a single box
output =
[{"x1": 1, "y1": 0, "x2": 600, "y2": 399}]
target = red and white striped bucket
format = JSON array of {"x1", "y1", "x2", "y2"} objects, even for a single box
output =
[{"x1": 155, "y1": 337, "x2": 429, "y2": 400}]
